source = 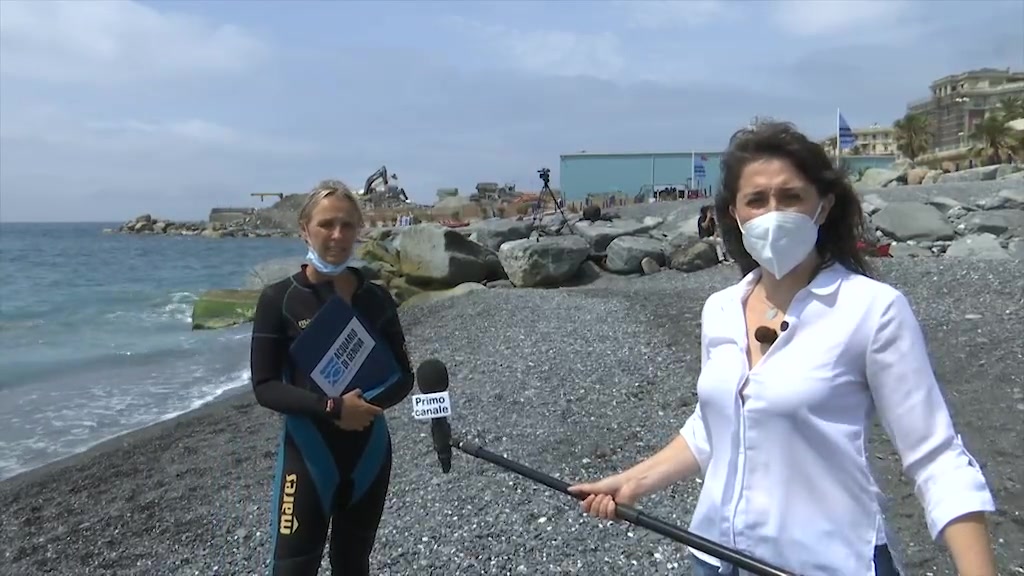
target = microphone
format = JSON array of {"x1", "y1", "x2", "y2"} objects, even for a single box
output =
[
  {"x1": 416, "y1": 359, "x2": 453, "y2": 473},
  {"x1": 753, "y1": 326, "x2": 778, "y2": 345}
]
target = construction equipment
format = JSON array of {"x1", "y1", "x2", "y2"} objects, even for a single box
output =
[{"x1": 359, "y1": 165, "x2": 409, "y2": 208}]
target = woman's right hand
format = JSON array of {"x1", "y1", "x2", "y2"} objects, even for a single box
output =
[
  {"x1": 336, "y1": 389, "x2": 383, "y2": 431},
  {"x1": 567, "y1": 473, "x2": 643, "y2": 521}
]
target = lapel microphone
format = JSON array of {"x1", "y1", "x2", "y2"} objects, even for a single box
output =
[{"x1": 754, "y1": 321, "x2": 789, "y2": 346}]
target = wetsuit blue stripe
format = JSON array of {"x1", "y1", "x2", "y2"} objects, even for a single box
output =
[
  {"x1": 285, "y1": 415, "x2": 340, "y2": 513},
  {"x1": 269, "y1": 425, "x2": 287, "y2": 554},
  {"x1": 349, "y1": 415, "x2": 389, "y2": 505}
]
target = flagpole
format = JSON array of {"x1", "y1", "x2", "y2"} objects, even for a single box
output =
[
  {"x1": 691, "y1": 151, "x2": 695, "y2": 190},
  {"x1": 835, "y1": 108, "x2": 841, "y2": 163}
]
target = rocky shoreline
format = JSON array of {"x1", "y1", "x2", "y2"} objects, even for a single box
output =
[
  {"x1": 105, "y1": 213, "x2": 297, "y2": 238},
  {"x1": 186, "y1": 176, "x2": 1024, "y2": 331}
]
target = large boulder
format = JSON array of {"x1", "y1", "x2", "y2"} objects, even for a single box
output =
[
  {"x1": 465, "y1": 219, "x2": 533, "y2": 251},
  {"x1": 574, "y1": 219, "x2": 658, "y2": 252},
  {"x1": 357, "y1": 239, "x2": 400, "y2": 267},
  {"x1": 944, "y1": 234, "x2": 1012, "y2": 259},
  {"x1": 498, "y1": 236, "x2": 590, "y2": 287},
  {"x1": 668, "y1": 238, "x2": 720, "y2": 272},
  {"x1": 937, "y1": 166, "x2": 1001, "y2": 184},
  {"x1": 870, "y1": 202, "x2": 956, "y2": 242},
  {"x1": 398, "y1": 224, "x2": 500, "y2": 288},
  {"x1": 958, "y1": 209, "x2": 1024, "y2": 239},
  {"x1": 191, "y1": 289, "x2": 261, "y2": 330},
  {"x1": 605, "y1": 236, "x2": 668, "y2": 274},
  {"x1": 857, "y1": 168, "x2": 901, "y2": 188}
]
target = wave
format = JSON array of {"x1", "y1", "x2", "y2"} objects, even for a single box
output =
[{"x1": 0, "y1": 364, "x2": 253, "y2": 481}]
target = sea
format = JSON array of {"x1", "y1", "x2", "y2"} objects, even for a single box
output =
[{"x1": 0, "y1": 222, "x2": 307, "y2": 481}]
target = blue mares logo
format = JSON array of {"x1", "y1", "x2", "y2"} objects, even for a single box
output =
[{"x1": 311, "y1": 318, "x2": 376, "y2": 396}]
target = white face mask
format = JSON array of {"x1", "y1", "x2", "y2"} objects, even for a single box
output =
[{"x1": 738, "y1": 202, "x2": 823, "y2": 279}]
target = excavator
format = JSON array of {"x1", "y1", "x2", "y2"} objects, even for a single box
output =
[{"x1": 359, "y1": 165, "x2": 409, "y2": 208}]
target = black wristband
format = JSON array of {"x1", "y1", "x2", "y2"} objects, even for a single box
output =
[{"x1": 326, "y1": 397, "x2": 343, "y2": 419}]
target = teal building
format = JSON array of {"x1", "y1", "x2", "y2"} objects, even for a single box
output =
[{"x1": 557, "y1": 151, "x2": 898, "y2": 203}]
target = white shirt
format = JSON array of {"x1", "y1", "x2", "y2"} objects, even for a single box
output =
[{"x1": 679, "y1": 264, "x2": 995, "y2": 575}]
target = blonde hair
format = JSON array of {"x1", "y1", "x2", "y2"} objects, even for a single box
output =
[{"x1": 298, "y1": 179, "x2": 364, "y2": 227}]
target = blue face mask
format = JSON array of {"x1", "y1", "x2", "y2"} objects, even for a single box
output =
[{"x1": 305, "y1": 246, "x2": 350, "y2": 276}]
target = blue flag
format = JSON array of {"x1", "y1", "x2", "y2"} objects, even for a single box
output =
[{"x1": 838, "y1": 112, "x2": 857, "y2": 150}]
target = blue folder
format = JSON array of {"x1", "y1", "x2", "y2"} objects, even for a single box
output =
[{"x1": 289, "y1": 295, "x2": 401, "y2": 401}]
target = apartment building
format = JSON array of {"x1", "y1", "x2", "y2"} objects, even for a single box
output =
[
  {"x1": 907, "y1": 67, "x2": 1024, "y2": 153},
  {"x1": 821, "y1": 123, "x2": 897, "y2": 157}
]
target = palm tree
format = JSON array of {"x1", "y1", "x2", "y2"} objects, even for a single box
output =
[
  {"x1": 892, "y1": 112, "x2": 931, "y2": 160},
  {"x1": 998, "y1": 96, "x2": 1024, "y2": 121},
  {"x1": 969, "y1": 112, "x2": 1014, "y2": 165}
]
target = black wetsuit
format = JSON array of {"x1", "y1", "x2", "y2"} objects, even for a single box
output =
[{"x1": 250, "y1": 265, "x2": 414, "y2": 576}]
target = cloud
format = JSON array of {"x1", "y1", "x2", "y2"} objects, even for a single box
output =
[
  {"x1": 0, "y1": 0, "x2": 266, "y2": 84},
  {"x1": 768, "y1": 0, "x2": 914, "y2": 40},
  {"x1": 621, "y1": 0, "x2": 727, "y2": 29},
  {"x1": 443, "y1": 16, "x2": 625, "y2": 81}
]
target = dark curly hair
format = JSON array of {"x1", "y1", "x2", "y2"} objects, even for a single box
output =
[{"x1": 714, "y1": 121, "x2": 872, "y2": 278}]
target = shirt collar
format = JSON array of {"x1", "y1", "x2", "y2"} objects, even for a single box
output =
[{"x1": 734, "y1": 262, "x2": 846, "y2": 300}]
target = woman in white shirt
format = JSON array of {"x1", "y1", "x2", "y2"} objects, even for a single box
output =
[{"x1": 568, "y1": 122, "x2": 997, "y2": 576}]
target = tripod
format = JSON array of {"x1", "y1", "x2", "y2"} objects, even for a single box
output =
[{"x1": 532, "y1": 168, "x2": 580, "y2": 242}]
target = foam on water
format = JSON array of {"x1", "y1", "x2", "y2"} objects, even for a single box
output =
[{"x1": 0, "y1": 360, "x2": 252, "y2": 481}]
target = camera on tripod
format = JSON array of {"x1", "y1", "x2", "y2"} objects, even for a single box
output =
[{"x1": 537, "y1": 167, "x2": 551, "y2": 188}]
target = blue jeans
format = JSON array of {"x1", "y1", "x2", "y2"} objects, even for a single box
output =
[{"x1": 691, "y1": 545, "x2": 901, "y2": 576}]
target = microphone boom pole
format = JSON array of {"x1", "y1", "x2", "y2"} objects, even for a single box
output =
[{"x1": 451, "y1": 435, "x2": 796, "y2": 576}]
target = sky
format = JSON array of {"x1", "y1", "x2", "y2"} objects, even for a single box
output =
[{"x1": 0, "y1": 0, "x2": 1022, "y2": 223}]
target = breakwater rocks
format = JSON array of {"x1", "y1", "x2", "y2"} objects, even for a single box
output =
[
  {"x1": 858, "y1": 181, "x2": 1024, "y2": 259},
  {"x1": 107, "y1": 213, "x2": 297, "y2": 238}
]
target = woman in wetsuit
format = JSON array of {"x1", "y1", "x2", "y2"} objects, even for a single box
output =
[{"x1": 249, "y1": 181, "x2": 414, "y2": 576}]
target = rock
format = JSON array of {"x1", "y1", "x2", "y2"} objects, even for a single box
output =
[
  {"x1": 860, "y1": 194, "x2": 888, "y2": 216},
  {"x1": 959, "y1": 209, "x2": 1024, "y2": 238},
  {"x1": 401, "y1": 282, "x2": 487, "y2": 308},
  {"x1": 388, "y1": 276, "x2": 426, "y2": 304},
  {"x1": 357, "y1": 239, "x2": 401, "y2": 268},
  {"x1": 1007, "y1": 239, "x2": 1024, "y2": 259},
  {"x1": 605, "y1": 236, "x2": 668, "y2": 274},
  {"x1": 575, "y1": 219, "x2": 658, "y2": 252},
  {"x1": 937, "y1": 165, "x2": 1001, "y2": 184},
  {"x1": 870, "y1": 202, "x2": 956, "y2": 242},
  {"x1": 640, "y1": 257, "x2": 662, "y2": 275},
  {"x1": 668, "y1": 238, "x2": 720, "y2": 272},
  {"x1": 498, "y1": 236, "x2": 590, "y2": 287},
  {"x1": 465, "y1": 219, "x2": 533, "y2": 251},
  {"x1": 925, "y1": 196, "x2": 969, "y2": 214},
  {"x1": 995, "y1": 188, "x2": 1024, "y2": 210},
  {"x1": 921, "y1": 170, "x2": 944, "y2": 184},
  {"x1": 944, "y1": 234, "x2": 1011, "y2": 259},
  {"x1": 191, "y1": 289, "x2": 261, "y2": 330},
  {"x1": 906, "y1": 168, "x2": 931, "y2": 185},
  {"x1": 398, "y1": 224, "x2": 499, "y2": 288},
  {"x1": 889, "y1": 243, "x2": 934, "y2": 258},
  {"x1": 995, "y1": 165, "x2": 1023, "y2": 179},
  {"x1": 244, "y1": 257, "x2": 305, "y2": 289},
  {"x1": 857, "y1": 168, "x2": 901, "y2": 188}
]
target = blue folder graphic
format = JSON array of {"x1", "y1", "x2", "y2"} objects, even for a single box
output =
[{"x1": 289, "y1": 295, "x2": 400, "y2": 401}]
